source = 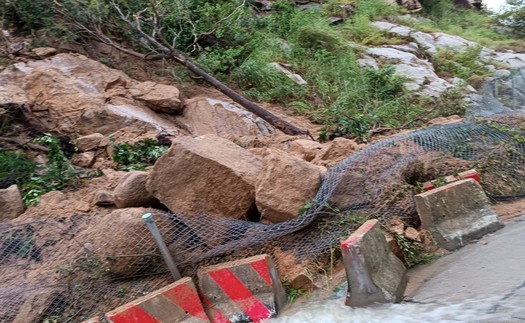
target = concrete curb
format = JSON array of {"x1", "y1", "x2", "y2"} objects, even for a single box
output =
[
  {"x1": 415, "y1": 178, "x2": 504, "y2": 250},
  {"x1": 341, "y1": 219, "x2": 407, "y2": 307},
  {"x1": 197, "y1": 254, "x2": 287, "y2": 323},
  {"x1": 106, "y1": 277, "x2": 210, "y2": 322}
]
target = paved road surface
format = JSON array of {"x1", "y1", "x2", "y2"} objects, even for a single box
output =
[{"x1": 407, "y1": 215, "x2": 525, "y2": 322}]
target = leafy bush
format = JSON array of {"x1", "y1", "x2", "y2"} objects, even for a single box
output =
[
  {"x1": 0, "y1": 134, "x2": 78, "y2": 206},
  {"x1": 0, "y1": 0, "x2": 55, "y2": 30},
  {"x1": 0, "y1": 151, "x2": 38, "y2": 189},
  {"x1": 498, "y1": 0, "x2": 525, "y2": 38},
  {"x1": 417, "y1": 0, "x2": 507, "y2": 46},
  {"x1": 112, "y1": 139, "x2": 168, "y2": 171}
]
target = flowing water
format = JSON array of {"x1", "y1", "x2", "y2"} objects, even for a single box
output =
[{"x1": 267, "y1": 296, "x2": 520, "y2": 322}]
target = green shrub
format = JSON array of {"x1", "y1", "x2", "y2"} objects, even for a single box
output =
[
  {"x1": 0, "y1": 151, "x2": 38, "y2": 189},
  {"x1": 112, "y1": 139, "x2": 168, "y2": 171},
  {"x1": 0, "y1": 0, "x2": 55, "y2": 30},
  {"x1": 432, "y1": 46, "x2": 490, "y2": 85},
  {"x1": 0, "y1": 134, "x2": 78, "y2": 206},
  {"x1": 498, "y1": 0, "x2": 525, "y2": 38}
]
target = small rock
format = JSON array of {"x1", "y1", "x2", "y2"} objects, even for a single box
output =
[
  {"x1": 0, "y1": 185, "x2": 24, "y2": 220},
  {"x1": 268, "y1": 62, "x2": 307, "y2": 85},
  {"x1": 129, "y1": 81, "x2": 183, "y2": 113},
  {"x1": 72, "y1": 152, "x2": 96, "y2": 168},
  {"x1": 290, "y1": 139, "x2": 323, "y2": 162},
  {"x1": 31, "y1": 47, "x2": 57, "y2": 58},
  {"x1": 404, "y1": 227, "x2": 421, "y2": 242},
  {"x1": 39, "y1": 191, "x2": 67, "y2": 207},
  {"x1": 76, "y1": 133, "x2": 108, "y2": 152},
  {"x1": 94, "y1": 190, "x2": 115, "y2": 206},
  {"x1": 75, "y1": 201, "x2": 91, "y2": 212},
  {"x1": 384, "y1": 232, "x2": 405, "y2": 261},
  {"x1": 387, "y1": 217, "x2": 405, "y2": 235},
  {"x1": 114, "y1": 171, "x2": 158, "y2": 208},
  {"x1": 312, "y1": 137, "x2": 364, "y2": 167}
]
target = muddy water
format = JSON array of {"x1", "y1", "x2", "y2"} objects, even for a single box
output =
[{"x1": 267, "y1": 296, "x2": 507, "y2": 322}]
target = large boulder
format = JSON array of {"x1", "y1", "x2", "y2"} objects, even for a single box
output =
[
  {"x1": 113, "y1": 171, "x2": 159, "y2": 208},
  {"x1": 255, "y1": 149, "x2": 323, "y2": 223},
  {"x1": 146, "y1": 135, "x2": 262, "y2": 219},
  {"x1": 0, "y1": 53, "x2": 181, "y2": 135},
  {"x1": 177, "y1": 97, "x2": 273, "y2": 137},
  {"x1": 80, "y1": 208, "x2": 168, "y2": 276},
  {"x1": 0, "y1": 185, "x2": 24, "y2": 220}
]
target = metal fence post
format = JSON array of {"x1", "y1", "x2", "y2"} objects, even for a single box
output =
[{"x1": 142, "y1": 213, "x2": 182, "y2": 281}]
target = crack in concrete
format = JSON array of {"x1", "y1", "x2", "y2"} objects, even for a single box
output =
[{"x1": 487, "y1": 280, "x2": 525, "y2": 314}]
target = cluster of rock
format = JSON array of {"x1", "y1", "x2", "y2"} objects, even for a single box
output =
[
  {"x1": 0, "y1": 51, "x2": 366, "y2": 224},
  {"x1": 360, "y1": 21, "x2": 525, "y2": 97}
]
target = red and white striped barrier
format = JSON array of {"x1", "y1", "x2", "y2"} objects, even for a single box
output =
[
  {"x1": 422, "y1": 169, "x2": 480, "y2": 191},
  {"x1": 341, "y1": 219, "x2": 407, "y2": 307},
  {"x1": 106, "y1": 277, "x2": 209, "y2": 322},
  {"x1": 198, "y1": 254, "x2": 287, "y2": 323}
]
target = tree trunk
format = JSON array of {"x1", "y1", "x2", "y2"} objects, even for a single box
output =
[{"x1": 174, "y1": 53, "x2": 308, "y2": 136}]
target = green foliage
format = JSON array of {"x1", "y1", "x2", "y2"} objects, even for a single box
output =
[
  {"x1": 0, "y1": 135, "x2": 78, "y2": 207},
  {"x1": 417, "y1": 0, "x2": 507, "y2": 46},
  {"x1": 0, "y1": 0, "x2": 55, "y2": 30},
  {"x1": 0, "y1": 151, "x2": 38, "y2": 189},
  {"x1": 112, "y1": 139, "x2": 168, "y2": 171},
  {"x1": 432, "y1": 46, "x2": 490, "y2": 84},
  {"x1": 498, "y1": 0, "x2": 525, "y2": 38},
  {"x1": 393, "y1": 233, "x2": 433, "y2": 268},
  {"x1": 282, "y1": 280, "x2": 307, "y2": 304}
]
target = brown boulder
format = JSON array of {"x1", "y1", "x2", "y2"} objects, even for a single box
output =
[
  {"x1": 255, "y1": 149, "x2": 323, "y2": 223},
  {"x1": 0, "y1": 53, "x2": 181, "y2": 135},
  {"x1": 178, "y1": 97, "x2": 273, "y2": 137},
  {"x1": 94, "y1": 190, "x2": 115, "y2": 206},
  {"x1": 146, "y1": 135, "x2": 262, "y2": 219},
  {"x1": 81, "y1": 208, "x2": 167, "y2": 276},
  {"x1": 312, "y1": 137, "x2": 364, "y2": 167},
  {"x1": 129, "y1": 81, "x2": 183, "y2": 114},
  {"x1": 71, "y1": 151, "x2": 96, "y2": 168},
  {"x1": 75, "y1": 133, "x2": 109, "y2": 152},
  {"x1": 0, "y1": 185, "x2": 24, "y2": 220},
  {"x1": 114, "y1": 171, "x2": 158, "y2": 208},
  {"x1": 290, "y1": 139, "x2": 323, "y2": 162}
]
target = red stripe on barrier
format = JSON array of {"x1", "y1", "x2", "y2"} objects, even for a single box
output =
[
  {"x1": 162, "y1": 283, "x2": 209, "y2": 321},
  {"x1": 107, "y1": 305, "x2": 159, "y2": 323},
  {"x1": 250, "y1": 259, "x2": 272, "y2": 286},
  {"x1": 209, "y1": 268, "x2": 271, "y2": 321},
  {"x1": 341, "y1": 220, "x2": 376, "y2": 249},
  {"x1": 202, "y1": 295, "x2": 230, "y2": 323}
]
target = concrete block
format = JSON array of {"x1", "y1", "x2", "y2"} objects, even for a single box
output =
[
  {"x1": 415, "y1": 178, "x2": 504, "y2": 251},
  {"x1": 341, "y1": 219, "x2": 407, "y2": 307},
  {"x1": 106, "y1": 277, "x2": 210, "y2": 323},
  {"x1": 197, "y1": 254, "x2": 287, "y2": 323}
]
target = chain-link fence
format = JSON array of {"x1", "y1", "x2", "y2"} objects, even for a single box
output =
[{"x1": 2, "y1": 70, "x2": 525, "y2": 321}]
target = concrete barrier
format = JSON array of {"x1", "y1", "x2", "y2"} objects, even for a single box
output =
[
  {"x1": 197, "y1": 254, "x2": 287, "y2": 323},
  {"x1": 341, "y1": 219, "x2": 407, "y2": 307},
  {"x1": 106, "y1": 277, "x2": 209, "y2": 322},
  {"x1": 415, "y1": 178, "x2": 504, "y2": 250}
]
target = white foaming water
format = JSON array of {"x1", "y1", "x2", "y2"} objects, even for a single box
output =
[{"x1": 266, "y1": 296, "x2": 518, "y2": 323}]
